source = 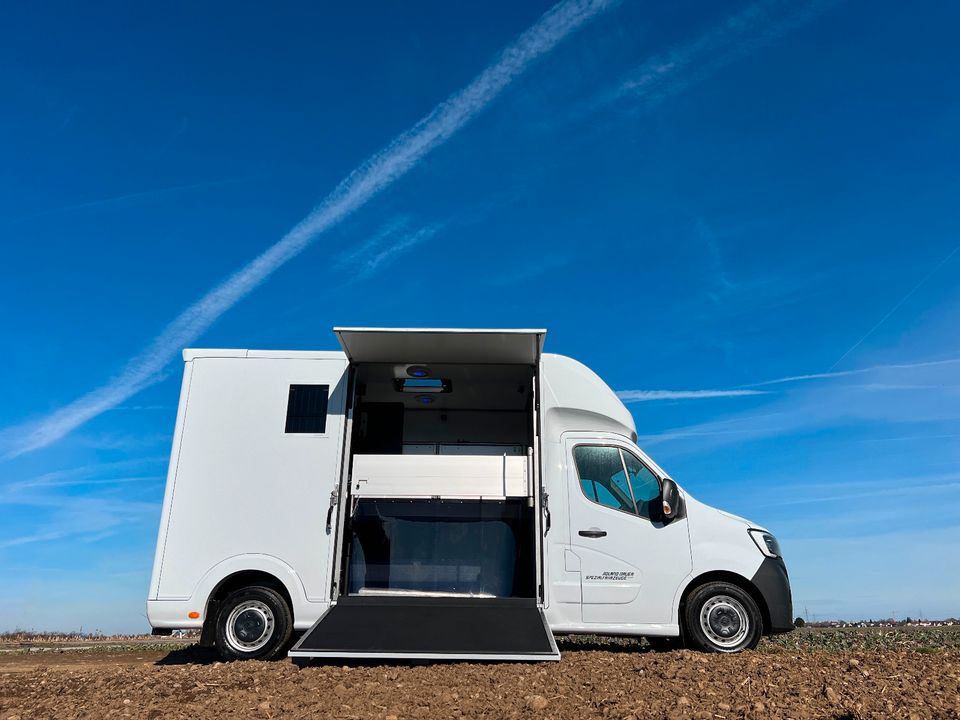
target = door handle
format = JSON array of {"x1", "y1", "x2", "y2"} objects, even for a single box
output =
[
  {"x1": 325, "y1": 490, "x2": 338, "y2": 534},
  {"x1": 578, "y1": 529, "x2": 607, "y2": 538}
]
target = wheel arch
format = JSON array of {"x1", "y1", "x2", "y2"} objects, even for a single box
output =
[
  {"x1": 678, "y1": 570, "x2": 772, "y2": 636},
  {"x1": 200, "y1": 570, "x2": 294, "y2": 647},
  {"x1": 194, "y1": 557, "x2": 303, "y2": 646}
]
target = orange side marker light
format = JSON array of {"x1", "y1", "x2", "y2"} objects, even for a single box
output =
[{"x1": 188, "y1": 611, "x2": 200, "y2": 619}]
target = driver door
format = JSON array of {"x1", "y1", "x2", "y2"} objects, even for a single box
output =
[{"x1": 564, "y1": 434, "x2": 691, "y2": 626}]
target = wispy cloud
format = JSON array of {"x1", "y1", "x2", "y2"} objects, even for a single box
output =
[
  {"x1": 335, "y1": 217, "x2": 443, "y2": 282},
  {"x1": 0, "y1": 459, "x2": 167, "y2": 549},
  {"x1": 2, "y1": 176, "x2": 253, "y2": 226},
  {"x1": 7, "y1": 475, "x2": 165, "y2": 493},
  {"x1": 636, "y1": 356, "x2": 960, "y2": 449},
  {"x1": 608, "y1": 0, "x2": 836, "y2": 111},
  {"x1": 693, "y1": 219, "x2": 829, "y2": 313},
  {"x1": 108, "y1": 405, "x2": 170, "y2": 412},
  {"x1": 333, "y1": 216, "x2": 411, "y2": 272},
  {"x1": 0, "y1": 496, "x2": 160, "y2": 549},
  {"x1": 1, "y1": 0, "x2": 615, "y2": 459},
  {"x1": 0, "y1": 530, "x2": 69, "y2": 549},
  {"x1": 617, "y1": 389, "x2": 767, "y2": 402},
  {"x1": 752, "y1": 475, "x2": 960, "y2": 510},
  {"x1": 488, "y1": 253, "x2": 572, "y2": 286},
  {"x1": 357, "y1": 226, "x2": 439, "y2": 281},
  {"x1": 698, "y1": 220, "x2": 738, "y2": 296},
  {"x1": 2, "y1": 456, "x2": 167, "y2": 493}
]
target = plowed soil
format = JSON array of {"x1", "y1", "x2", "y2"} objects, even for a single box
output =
[{"x1": 2, "y1": 639, "x2": 958, "y2": 720}]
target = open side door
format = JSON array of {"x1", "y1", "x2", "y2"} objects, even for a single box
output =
[
  {"x1": 334, "y1": 327, "x2": 546, "y2": 365},
  {"x1": 306, "y1": 328, "x2": 556, "y2": 661}
]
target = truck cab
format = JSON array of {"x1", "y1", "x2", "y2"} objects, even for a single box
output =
[{"x1": 538, "y1": 352, "x2": 792, "y2": 652}]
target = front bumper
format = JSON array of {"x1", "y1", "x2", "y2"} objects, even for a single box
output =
[{"x1": 750, "y1": 557, "x2": 794, "y2": 633}]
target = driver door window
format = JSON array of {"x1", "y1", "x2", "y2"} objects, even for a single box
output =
[
  {"x1": 573, "y1": 445, "x2": 661, "y2": 520},
  {"x1": 573, "y1": 445, "x2": 636, "y2": 514}
]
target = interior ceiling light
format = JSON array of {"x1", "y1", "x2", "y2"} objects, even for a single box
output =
[
  {"x1": 394, "y1": 377, "x2": 452, "y2": 393},
  {"x1": 406, "y1": 365, "x2": 430, "y2": 378}
]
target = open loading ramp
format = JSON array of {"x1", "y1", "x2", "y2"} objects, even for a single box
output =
[{"x1": 289, "y1": 596, "x2": 560, "y2": 661}]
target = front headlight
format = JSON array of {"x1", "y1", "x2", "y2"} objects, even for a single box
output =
[{"x1": 748, "y1": 529, "x2": 781, "y2": 558}]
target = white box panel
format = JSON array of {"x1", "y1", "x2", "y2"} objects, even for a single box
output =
[{"x1": 351, "y1": 454, "x2": 530, "y2": 499}]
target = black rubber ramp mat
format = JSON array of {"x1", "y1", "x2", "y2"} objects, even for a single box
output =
[{"x1": 289, "y1": 596, "x2": 559, "y2": 661}]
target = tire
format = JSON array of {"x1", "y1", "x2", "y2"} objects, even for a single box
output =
[
  {"x1": 683, "y1": 582, "x2": 762, "y2": 653},
  {"x1": 214, "y1": 585, "x2": 293, "y2": 661}
]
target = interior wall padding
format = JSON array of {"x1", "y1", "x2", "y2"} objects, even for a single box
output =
[{"x1": 347, "y1": 500, "x2": 535, "y2": 597}]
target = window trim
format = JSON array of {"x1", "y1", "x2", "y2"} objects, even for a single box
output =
[
  {"x1": 620, "y1": 446, "x2": 663, "y2": 518},
  {"x1": 571, "y1": 442, "x2": 663, "y2": 522},
  {"x1": 617, "y1": 449, "x2": 639, "y2": 514}
]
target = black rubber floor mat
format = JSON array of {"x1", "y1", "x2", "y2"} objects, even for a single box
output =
[{"x1": 290, "y1": 596, "x2": 558, "y2": 660}]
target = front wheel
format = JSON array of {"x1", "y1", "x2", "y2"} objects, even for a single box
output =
[
  {"x1": 214, "y1": 585, "x2": 293, "y2": 661},
  {"x1": 683, "y1": 582, "x2": 762, "y2": 653}
]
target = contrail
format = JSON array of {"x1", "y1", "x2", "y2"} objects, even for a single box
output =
[
  {"x1": 1, "y1": 0, "x2": 615, "y2": 459},
  {"x1": 746, "y1": 356, "x2": 960, "y2": 387},
  {"x1": 617, "y1": 389, "x2": 767, "y2": 403},
  {"x1": 616, "y1": 356, "x2": 960, "y2": 402},
  {"x1": 828, "y1": 243, "x2": 960, "y2": 370},
  {"x1": 2, "y1": 176, "x2": 253, "y2": 226}
]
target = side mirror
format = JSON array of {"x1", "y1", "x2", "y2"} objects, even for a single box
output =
[{"x1": 660, "y1": 478, "x2": 682, "y2": 521}]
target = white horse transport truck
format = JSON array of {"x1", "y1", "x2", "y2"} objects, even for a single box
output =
[{"x1": 147, "y1": 328, "x2": 792, "y2": 661}]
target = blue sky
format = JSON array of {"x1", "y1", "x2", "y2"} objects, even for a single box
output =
[{"x1": 2, "y1": 0, "x2": 958, "y2": 632}]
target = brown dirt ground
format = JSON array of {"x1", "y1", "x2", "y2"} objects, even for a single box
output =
[{"x1": 1, "y1": 642, "x2": 958, "y2": 719}]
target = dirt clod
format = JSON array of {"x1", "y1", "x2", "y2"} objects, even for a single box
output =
[{"x1": 525, "y1": 694, "x2": 549, "y2": 711}]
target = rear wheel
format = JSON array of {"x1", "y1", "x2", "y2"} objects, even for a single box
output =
[
  {"x1": 683, "y1": 582, "x2": 762, "y2": 653},
  {"x1": 214, "y1": 585, "x2": 292, "y2": 661}
]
